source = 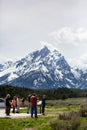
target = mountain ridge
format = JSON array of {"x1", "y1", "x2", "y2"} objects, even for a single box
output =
[{"x1": 0, "y1": 46, "x2": 86, "y2": 89}]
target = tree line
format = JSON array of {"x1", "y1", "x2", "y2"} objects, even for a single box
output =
[{"x1": 0, "y1": 85, "x2": 87, "y2": 100}]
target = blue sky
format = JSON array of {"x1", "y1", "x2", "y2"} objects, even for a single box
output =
[{"x1": 0, "y1": 0, "x2": 87, "y2": 69}]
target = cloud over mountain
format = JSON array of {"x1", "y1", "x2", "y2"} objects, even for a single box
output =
[{"x1": 50, "y1": 27, "x2": 87, "y2": 46}]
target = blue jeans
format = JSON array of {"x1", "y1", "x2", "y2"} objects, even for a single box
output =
[{"x1": 31, "y1": 106, "x2": 37, "y2": 117}]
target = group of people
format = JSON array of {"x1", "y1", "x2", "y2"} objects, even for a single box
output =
[
  {"x1": 27, "y1": 93, "x2": 46, "y2": 118},
  {"x1": 5, "y1": 93, "x2": 46, "y2": 118},
  {"x1": 5, "y1": 94, "x2": 21, "y2": 116}
]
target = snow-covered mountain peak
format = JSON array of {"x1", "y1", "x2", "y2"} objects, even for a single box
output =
[
  {"x1": 0, "y1": 46, "x2": 87, "y2": 89},
  {"x1": 0, "y1": 61, "x2": 14, "y2": 72},
  {"x1": 40, "y1": 45, "x2": 60, "y2": 54}
]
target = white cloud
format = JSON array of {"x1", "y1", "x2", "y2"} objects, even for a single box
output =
[
  {"x1": 50, "y1": 27, "x2": 87, "y2": 46},
  {"x1": 0, "y1": 55, "x2": 12, "y2": 63},
  {"x1": 68, "y1": 54, "x2": 87, "y2": 70},
  {"x1": 47, "y1": 27, "x2": 87, "y2": 69},
  {"x1": 0, "y1": 55, "x2": 20, "y2": 63}
]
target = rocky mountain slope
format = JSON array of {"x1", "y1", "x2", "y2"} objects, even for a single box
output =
[{"x1": 0, "y1": 46, "x2": 86, "y2": 89}]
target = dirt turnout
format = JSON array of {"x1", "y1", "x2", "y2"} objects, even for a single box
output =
[{"x1": 0, "y1": 108, "x2": 41, "y2": 118}]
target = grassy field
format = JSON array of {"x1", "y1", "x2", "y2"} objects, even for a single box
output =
[{"x1": 0, "y1": 98, "x2": 87, "y2": 130}]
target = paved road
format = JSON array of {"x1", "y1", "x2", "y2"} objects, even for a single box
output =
[{"x1": 0, "y1": 108, "x2": 41, "y2": 118}]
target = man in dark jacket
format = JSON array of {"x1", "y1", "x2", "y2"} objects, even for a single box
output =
[
  {"x1": 5, "y1": 94, "x2": 11, "y2": 116},
  {"x1": 41, "y1": 95, "x2": 46, "y2": 115}
]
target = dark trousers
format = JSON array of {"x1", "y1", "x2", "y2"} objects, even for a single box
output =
[
  {"x1": 42, "y1": 105, "x2": 45, "y2": 115},
  {"x1": 12, "y1": 106, "x2": 16, "y2": 113},
  {"x1": 27, "y1": 103, "x2": 30, "y2": 113},
  {"x1": 6, "y1": 106, "x2": 10, "y2": 115},
  {"x1": 31, "y1": 106, "x2": 37, "y2": 117}
]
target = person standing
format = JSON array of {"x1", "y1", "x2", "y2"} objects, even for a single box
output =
[
  {"x1": 27, "y1": 94, "x2": 31, "y2": 114},
  {"x1": 16, "y1": 96, "x2": 20, "y2": 113},
  {"x1": 5, "y1": 94, "x2": 11, "y2": 116},
  {"x1": 30, "y1": 93, "x2": 38, "y2": 118},
  {"x1": 11, "y1": 96, "x2": 17, "y2": 113},
  {"x1": 41, "y1": 95, "x2": 46, "y2": 115},
  {"x1": 21, "y1": 97, "x2": 25, "y2": 106}
]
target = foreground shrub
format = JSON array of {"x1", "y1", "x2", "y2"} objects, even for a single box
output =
[
  {"x1": 80, "y1": 122, "x2": 87, "y2": 130},
  {"x1": 50, "y1": 119, "x2": 71, "y2": 130},
  {"x1": 80, "y1": 104, "x2": 87, "y2": 117},
  {"x1": 70, "y1": 112, "x2": 80, "y2": 130},
  {"x1": 50, "y1": 111, "x2": 80, "y2": 130}
]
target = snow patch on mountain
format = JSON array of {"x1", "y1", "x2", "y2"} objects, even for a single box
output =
[
  {"x1": 0, "y1": 66, "x2": 17, "y2": 77},
  {"x1": 71, "y1": 68, "x2": 81, "y2": 79},
  {"x1": 8, "y1": 72, "x2": 19, "y2": 81},
  {"x1": 54, "y1": 69, "x2": 63, "y2": 79},
  {"x1": 0, "y1": 46, "x2": 86, "y2": 89}
]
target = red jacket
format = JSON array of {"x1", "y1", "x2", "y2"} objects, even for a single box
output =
[{"x1": 30, "y1": 95, "x2": 37, "y2": 106}]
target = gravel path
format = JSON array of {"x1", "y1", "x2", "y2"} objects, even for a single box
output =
[{"x1": 0, "y1": 108, "x2": 41, "y2": 118}]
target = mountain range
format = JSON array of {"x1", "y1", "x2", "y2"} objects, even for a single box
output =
[{"x1": 0, "y1": 46, "x2": 87, "y2": 89}]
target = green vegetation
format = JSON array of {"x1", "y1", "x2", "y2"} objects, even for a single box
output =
[
  {"x1": 0, "y1": 85, "x2": 87, "y2": 100},
  {"x1": 50, "y1": 112, "x2": 87, "y2": 130},
  {"x1": 0, "y1": 98, "x2": 87, "y2": 130},
  {"x1": 0, "y1": 117, "x2": 52, "y2": 130},
  {"x1": 0, "y1": 85, "x2": 87, "y2": 130}
]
